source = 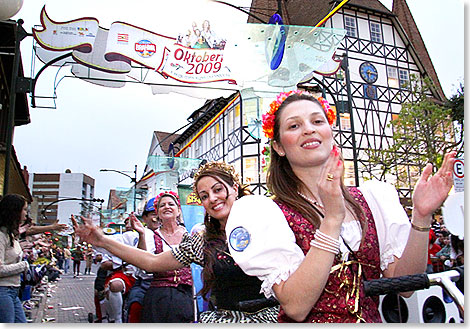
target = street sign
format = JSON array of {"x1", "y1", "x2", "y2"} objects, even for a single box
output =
[{"x1": 453, "y1": 158, "x2": 464, "y2": 192}]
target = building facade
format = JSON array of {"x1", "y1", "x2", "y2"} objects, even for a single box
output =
[
  {"x1": 169, "y1": 0, "x2": 457, "y2": 203},
  {"x1": 29, "y1": 170, "x2": 95, "y2": 225}
]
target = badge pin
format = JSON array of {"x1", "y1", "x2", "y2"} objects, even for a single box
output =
[{"x1": 229, "y1": 226, "x2": 251, "y2": 252}]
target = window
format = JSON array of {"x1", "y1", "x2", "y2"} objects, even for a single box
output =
[
  {"x1": 340, "y1": 113, "x2": 351, "y2": 131},
  {"x1": 370, "y1": 22, "x2": 382, "y2": 43},
  {"x1": 399, "y1": 69, "x2": 410, "y2": 89},
  {"x1": 387, "y1": 67, "x2": 399, "y2": 88},
  {"x1": 243, "y1": 157, "x2": 258, "y2": 184},
  {"x1": 210, "y1": 126, "x2": 215, "y2": 148},
  {"x1": 344, "y1": 16, "x2": 356, "y2": 38}
]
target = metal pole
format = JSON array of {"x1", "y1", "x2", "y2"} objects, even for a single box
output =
[
  {"x1": 133, "y1": 164, "x2": 137, "y2": 212},
  {"x1": 3, "y1": 20, "x2": 24, "y2": 196}
]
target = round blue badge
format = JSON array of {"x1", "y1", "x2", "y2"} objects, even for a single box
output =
[{"x1": 229, "y1": 226, "x2": 251, "y2": 252}]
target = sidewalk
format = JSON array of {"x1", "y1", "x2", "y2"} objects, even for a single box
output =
[{"x1": 30, "y1": 263, "x2": 98, "y2": 323}]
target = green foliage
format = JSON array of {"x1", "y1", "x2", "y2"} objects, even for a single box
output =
[
  {"x1": 446, "y1": 83, "x2": 464, "y2": 125},
  {"x1": 366, "y1": 76, "x2": 460, "y2": 186}
]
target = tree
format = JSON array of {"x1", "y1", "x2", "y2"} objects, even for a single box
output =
[
  {"x1": 366, "y1": 76, "x2": 461, "y2": 189},
  {"x1": 446, "y1": 83, "x2": 464, "y2": 125}
]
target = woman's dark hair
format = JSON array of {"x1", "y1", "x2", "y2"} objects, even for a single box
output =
[
  {"x1": 0, "y1": 194, "x2": 27, "y2": 246},
  {"x1": 193, "y1": 165, "x2": 251, "y2": 300},
  {"x1": 450, "y1": 234, "x2": 464, "y2": 266},
  {"x1": 267, "y1": 93, "x2": 366, "y2": 231}
]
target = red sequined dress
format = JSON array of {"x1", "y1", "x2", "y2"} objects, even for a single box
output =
[{"x1": 277, "y1": 187, "x2": 382, "y2": 323}]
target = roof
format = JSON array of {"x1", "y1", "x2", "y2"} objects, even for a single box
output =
[
  {"x1": 154, "y1": 131, "x2": 180, "y2": 155},
  {"x1": 287, "y1": 0, "x2": 393, "y2": 26},
  {"x1": 174, "y1": 92, "x2": 239, "y2": 147}
]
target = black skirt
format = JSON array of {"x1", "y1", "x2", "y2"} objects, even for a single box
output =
[{"x1": 141, "y1": 285, "x2": 194, "y2": 323}]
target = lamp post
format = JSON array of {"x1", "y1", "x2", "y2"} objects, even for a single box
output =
[
  {"x1": 100, "y1": 165, "x2": 137, "y2": 212},
  {"x1": 41, "y1": 197, "x2": 104, "y2": 222}
]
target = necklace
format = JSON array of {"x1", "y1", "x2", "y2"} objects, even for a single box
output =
[
  {"x1": 160, "y1": 226, "x2": 181, "y2": 237},
  {"x1": 297, "y1": 191, "x2": 324, "y2": 209}
]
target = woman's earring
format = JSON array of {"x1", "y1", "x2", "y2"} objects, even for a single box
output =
[{"x1": 278, "y1": 151, "x2": 285, "y2": 156}]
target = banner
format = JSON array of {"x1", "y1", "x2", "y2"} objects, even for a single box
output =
[{"x1": 32, "y1": 6, "x2": 346, "y2": 98}]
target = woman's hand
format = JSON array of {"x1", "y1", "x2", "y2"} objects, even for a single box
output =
[
  {"x1": 71, "y1": 215, "x2": 106, "y2": 248},
  {"x1": 52, "y1": 220, "x2": 68, "y2": 232},
  {"x1": 130, "y1": 213, "x2": 145, "y2": 235},
  {"x1": 317, "y1": 145, "x2": 346, "y2": 226},
  {"x1": 412, "y1": 151, "x2": 456, "y2": 223}
]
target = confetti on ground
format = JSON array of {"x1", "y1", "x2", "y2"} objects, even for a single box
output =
[{"x1": 61, "y1": 306, "x2": 84, "y2": 311}]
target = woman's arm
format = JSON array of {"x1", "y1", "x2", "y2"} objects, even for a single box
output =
[
  {"x1": 272, "y1": 148, "x2": 346, "y2": 322},
  {"x1": 383, "y1": 152, "x2": 456, "y2": 279},
  {"x1": 72, "y1": 216, "x2": 182, "y2": 272},
  {"x1": 26, "y1": 220, "x2": 68, "y2": 236}
]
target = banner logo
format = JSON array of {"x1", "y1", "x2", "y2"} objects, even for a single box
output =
[{"x1": 135, "y1": 40, "x2": 156, "y2": 57}]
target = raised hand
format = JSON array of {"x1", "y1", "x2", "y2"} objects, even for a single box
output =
[
  {"x1": 130, "y1": 213, "x2": 145, "y2": 235},
  {"x1": 71, "y1": 214, "x2": 106, "y2": 248},
  {"x1": 412, "y1": 151, "x2": 456, "y2": 222},
  {"x1": 52, "y1": 219, "x2": 68, "y2": 232},
  {"x1": 317, "y1": 145, "x2": 346, "y2": 224}
]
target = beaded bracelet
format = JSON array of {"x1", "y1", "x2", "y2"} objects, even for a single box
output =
[
  {"x1": 315, "y1": 230, "x2": 341, "y2": 249},
  {"x1": 310, "y1": 239, "x2": 340, "y2": 255},
  {"x1": 310, "y1": 230, "x2": 341, "y2": 255}
]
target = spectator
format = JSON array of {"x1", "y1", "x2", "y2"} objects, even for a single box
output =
[
  {"x1": 426, "y1": 225, "x2": 442, "y2": 273},
  {"x1": 0, "y1": 194, "x2": 30, "y2": 323},
  {"x1": 63, "y1": 245, "x2": 72, "y2": 274},
  {"x1": 435, "y1": 231, "x2": 451, "y2": 269},
  {"x1": 84, "y1": 245, "x2": 94, "y2": 275},
  {"x1": 71, "y1": 245, "x2": 84, "y2": 278},
  {"x1": 56, "y1": 247, "x2": 64, "y2": 270}
]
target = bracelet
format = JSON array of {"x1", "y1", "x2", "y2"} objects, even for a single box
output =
[
  {"x1": 411, "y1": 222, "x2": 431, "y2": 232},
  {"x1": 314, "y1": 230, "x2": 341, "y2": 249},
  {"x1": 310, "y1": 239, "x2": 340, "y2": 255}
]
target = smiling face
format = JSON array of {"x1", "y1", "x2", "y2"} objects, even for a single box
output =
[
  {"x1": 157, "y1": 196, "x2": 181, "y2": 224},
  {"x1": 273, "y1": 99, "x2": 334, "y2": 170},
  {"x1": 196, "y1": 176, "x2": 238, "y2": 223}
]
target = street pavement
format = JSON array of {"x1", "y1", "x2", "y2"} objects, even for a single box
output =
[{"x1": 31, "y1": 262, "x2": 98, "y2": 323}]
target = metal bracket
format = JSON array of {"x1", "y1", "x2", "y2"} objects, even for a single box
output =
[{"x1": 15, "y1": 77, "x2": 34, "y2": 93}]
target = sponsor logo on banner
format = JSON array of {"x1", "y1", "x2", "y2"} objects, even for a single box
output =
[
  {"x1": 135, "y1": 40, "x2": 156, "y2": 58},
  {"x1": 117, "y1": 33, "x2": 129, "y2": 43}
]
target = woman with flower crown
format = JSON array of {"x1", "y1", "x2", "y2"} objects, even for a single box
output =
[
  {"x1": 72, "y1": 162, "x2": 279, "y2": 323},
  {"x1": 224, "y1": 90, "x2": 456, "y2": 323},
  {"x1": 136, "y1": 191, "x2": 193, "y2": 322}
]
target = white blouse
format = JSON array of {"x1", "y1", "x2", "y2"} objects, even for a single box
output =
[{"x1": 225, "y1": 180, "x2": 411, "y2": 299}]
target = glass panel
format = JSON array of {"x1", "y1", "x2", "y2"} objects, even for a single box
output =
[{"x1": 225, "y1": 24, "x2": 346, "y2": 89}]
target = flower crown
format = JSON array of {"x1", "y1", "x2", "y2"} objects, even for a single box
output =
[
  {"x1": 154, "y1": 190, "x2": 181, "y2": 208},
  {"x1": 192, "y1": 161, "x2": 241, "y2": 193},
  {"x1": 261, "y1": 90, "x2": 336, "y2": 139}
]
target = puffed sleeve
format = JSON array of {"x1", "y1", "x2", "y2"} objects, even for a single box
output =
[
  {"x1": 358, "y1": 180, "x2": 411, "y2": 271},
  {"x1": 171, "y1": 232, "x2": 204, "y2": 267},
  {"x1": 226, "y1": 195, "x2": 305, "y2": 299}
]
